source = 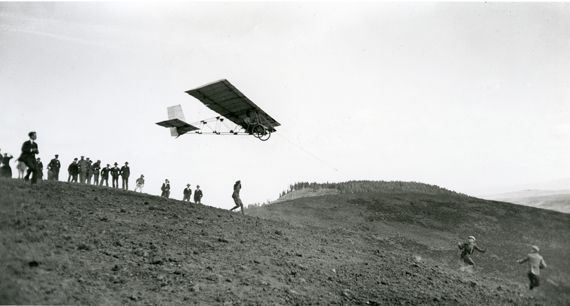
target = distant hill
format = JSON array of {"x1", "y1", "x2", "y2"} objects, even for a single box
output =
[
  {"x1": 484, "y1": 190, "x2": 570, "y2": 214},
  {"x1": 249, "y1": 183, "x2": 570, "y2": 305},
  {"x1": 2, "y1": 178, "x2": 569, "y2": 305},
  {"x1": 273, "y1": 180, "x2": 470, "y2": 202}
]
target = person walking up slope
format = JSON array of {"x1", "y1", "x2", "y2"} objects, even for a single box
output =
[
  {"x1": 518, "y1": 245, "x2": 547, "y2": 290},
  {"x1": 230, "y1": 180, "x2": 244, "y2": 215}
]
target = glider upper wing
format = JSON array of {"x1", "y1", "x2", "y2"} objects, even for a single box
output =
[{"x1": 185, "y1": 79, "x2": 280, "y2": 132}]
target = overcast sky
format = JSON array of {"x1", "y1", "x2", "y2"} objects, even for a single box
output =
[{"x1": 1, "y1": 2, "x2": 570, "y2": 207}]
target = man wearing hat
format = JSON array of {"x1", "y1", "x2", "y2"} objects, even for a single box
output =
[
  {"x1": 194, "y1": 185, "x2": 203, "y2": 204},
  {"x1": 85, "y1": 158, "x2": 93, "y2": 184},
  {"x1": 36, "y1": 157, "x2": 44, "y2": 181},
  {"x1": 183, "y1": 184, "x2": 192, "y2": 202},
  {"x1": 77, "y1": 156, "x2": 88, "y2": 184},
  {"x1": 134, "y1": 174, "x2": 145, "y2": 192},
  {"x1": 18, "y1": 131, "x2": 39, "y2": 184},
  {"x1": 457, "y1": 235, "x2": 486, "y2": 267},
  {"x1": 91, "y1": 160, "x2": 101, "y2": 185},
  {"x1": 47, "y1": 154, "x2": 61, "y2": 181},
  {"x1": 100, "y1": 164, "x2": 111, "y2": 187},
  {"x1": 518, "y1": 245, "x2": 547, "y2": 290},
  {"x1": 120, "y1": 161, "x2": 130, "y2": 190},
  {"x1": 67, "y1": 158, "x2": 79, "y2": 183},
  {"x1": 161, "y1": 179, "x2": 171, "y2": 198},
  {"x1": 110, "y1": 162, "x2": 121, "y2": 188}
]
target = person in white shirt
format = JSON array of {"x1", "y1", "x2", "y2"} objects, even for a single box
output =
[
  {"x1": 518, "y1": 245, "x2": 547, "y2": 290},
  {"x1": 134, "y1": 174, "x2": 145, "y2": 192}
]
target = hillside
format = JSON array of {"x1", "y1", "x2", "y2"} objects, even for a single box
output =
[
  {"x1": 484, "y1": 190, "x2": 570, "y2": 214},
  {"x1": 1, "y1": 178, "x2": 569, "y2": 305},
  {"x1": 248, "y1": 187, "x2": 570, "y2": 305}
]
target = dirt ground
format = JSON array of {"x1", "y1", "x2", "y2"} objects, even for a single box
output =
[{"x1": 1, "y1": 178, "x2": 568, "y2": 305}]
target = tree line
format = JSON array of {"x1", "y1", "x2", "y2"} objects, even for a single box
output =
[{"x1": 278, "y1": 180, "x2": 466, "y2": 199}]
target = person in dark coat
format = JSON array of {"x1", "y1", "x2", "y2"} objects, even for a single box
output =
[
  {"x1": 77, "y1": 156, "x2": 88, "y2": 184},
  {"x1": 120, "y1": 162, "x2": 130, "y2": 190},
  {"x1": 230, "y1": 180, "x2": 244, "y2": 215},
  {"x1": 85, "y1": 158, "x2": 93, "y2": 185},
  {"x1": 161, "y1": 179, "x2": 170, "y2": 198},
  {"x1": 91, "y1": 160, "x2": 101, "y2": 185},
  {"x1": 183, "y1": 184, "x2": 192, "y2": 202},
  {"x1": 67, "y1": 158, "x2": 79, "y2": 183},
  {"x1": 194, "y1": 185, "x2": 203, "y2": 204},
  {"x1": 0, "y1": 153, "x2": 13, "y2": 178},
  {"x1": 110, "y1": 162, "x2": 120, "y2": 188},
  {"x1": 18, "y1": 131, "x2": 39, "y2": 184},
  {"x1": 47, "y1": 154, "x2": 61, "y2": 181},
  {"x1": 100, "y1": 164, "x2": 110, "y2": 187},
  {"x1": 36, "y1": 158, "x2": 44, "y2": 181}
]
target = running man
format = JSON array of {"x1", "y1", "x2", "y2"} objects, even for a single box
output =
[
  {"x1": 458, "y1": 236, "x2": 486, "y2": 268},
  {"x1": 518, "y1": 245, "x2": 547, "y2": 290},
  {"x1": 230, "y1": 180, "x2": 244, "y2": 215}
]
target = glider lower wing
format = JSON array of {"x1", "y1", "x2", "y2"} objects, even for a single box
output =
[{"x1": 155, "y1": 118, "x2": 199, "y2": 136}]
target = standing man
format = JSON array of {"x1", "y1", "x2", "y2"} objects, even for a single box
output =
[
  {"x1": 77, "y1": 156, "x2": 88, "y2": 184},
  {"x1": 0, "y1": 153, "x2": 13, "y2": 178},
  {"x1": 194, "y1": 185, "x2": 203, "y2": 204},
  {"x1": 36, "y1": 158, "x2": 44, "y2": 181},
  {"x1": 230, "y1": 180, "x2": 244, "y2": 215},
  {"x1": 183, "y1": 184, "x2": 192, "y2": 202},
  {"x1": 18, "y1": 131, "x2": 39, "y2": 184},
  {"x1": 161, "y1": 179, "x2": 170, "y2": 198},
  {"x1": 47, "y1": 154, "x2": 61, "y2": 181},
  {"x1": 67, "y1": 158, "x2": 79, "y2": 183},
  {"x1": 91, "y1": 160, "x2": 101, "y2": 185},
  {"x1": 518, "y1": 245, "x2": 547, "y2": 290},
  {"x1": 85, "y1": 158, "x2": 93, "y2": 185},
  {"x1": 100, "y1": 164, "x2": 110, "y2": 187},
  {"x1": 120, "y1": 162, "x2": 130, "y2": 190},
  {"x1": 134, "y1": 174, "x2": 145, "y2": 192},
  {"x1": 110, "y1": 162, "x2": 120, "y2": 188}
]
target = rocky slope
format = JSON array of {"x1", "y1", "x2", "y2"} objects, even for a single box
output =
[{"x1": 1, "y1": 178, "x2": 568, "y2": 305}]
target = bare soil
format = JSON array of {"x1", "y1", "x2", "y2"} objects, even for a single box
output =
[{"x1": 1, "y1": 178, "x2": 568, "y2": 305}]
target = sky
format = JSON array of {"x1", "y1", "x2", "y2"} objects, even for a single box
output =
[{"x1": 1, "y1": 2, "x2": 570, "y2": 208}]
